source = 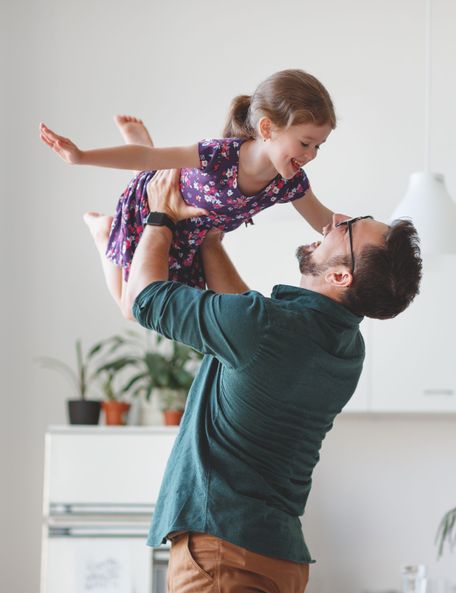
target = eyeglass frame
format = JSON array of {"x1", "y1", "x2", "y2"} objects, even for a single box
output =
[{"x1": 334, "y1": 215, "x2": 374, "y2": 273}]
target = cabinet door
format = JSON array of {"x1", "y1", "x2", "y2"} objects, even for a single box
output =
[
  {"x1": 44, "y1": 537, "x2": 152, "y2": 593},
  {"x1": 371, "y1": 255, "x2": 456, "y2": 411},
  {"x1": 47, "y1": 429, "x2": 177, "y2": 504}
]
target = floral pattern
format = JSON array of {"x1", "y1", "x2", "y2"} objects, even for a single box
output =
[{"x1": 105, "y1": 138, "x2": 310, "y2": 287}]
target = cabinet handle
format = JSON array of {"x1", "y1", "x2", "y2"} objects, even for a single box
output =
[{"x1": 423, "y1": 389, "x2": 454, "y2": 396}]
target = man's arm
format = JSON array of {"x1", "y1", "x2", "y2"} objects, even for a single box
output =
[
  {"x1": 201, "y1": 231, "x2": 249, "y2": 294},
  {"x1": 126, "y1": 169, "x2": 267, "y2": 369},
  {"x1": 124, "y1": 169, "x2": 208, "y2": 313}
]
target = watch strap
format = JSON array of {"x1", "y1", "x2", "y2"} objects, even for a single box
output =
[{"x1": 144, "y1": 212, "x2": 176, "y2": 233}]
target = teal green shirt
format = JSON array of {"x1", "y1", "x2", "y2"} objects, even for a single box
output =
[{"x1": 133, "y1": 281, "x2": 364, "y2": 563}]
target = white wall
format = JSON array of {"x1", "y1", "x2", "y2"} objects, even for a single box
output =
[
  {"x1": 305, "y1": 415, "x2": 456, "y2": 592},
  {"x1": 2, "y1": 0, "x2": 456, "y2": 591}
]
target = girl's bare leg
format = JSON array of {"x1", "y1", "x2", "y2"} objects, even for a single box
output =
[
  {"x1": 114, "y1": 116, "x2": 154, "y2": 173},
  {"x1": 114, "y1": 115, "x2": 154, "y2": 147},
  {"x1": 84, "y1": 117, "x2": 155, "y2": 317},
  {"x1": 83, "y1": 212, "x2": 129, "y2": 314}
]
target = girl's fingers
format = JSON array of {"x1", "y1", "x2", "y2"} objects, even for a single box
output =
[
  {"x1": 40, "y1": 133, "x2": 53, "y2": 147},
  {"x1": 41, "y1": 125, "x2": 67, "y2": 144},
  {"x1": 41, "y1": 129, "x2": 58, "y2": 143}
]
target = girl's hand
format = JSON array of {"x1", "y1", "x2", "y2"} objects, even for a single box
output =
[
  {"x1": 146, "y1": 169, "x2": 209, "y2": 222},
  {"x1": 40, "y1": 123, "x2": 83, "y2": 164}
]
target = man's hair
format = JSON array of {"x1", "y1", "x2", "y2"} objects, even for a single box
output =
[{"x1": 341, "y1": 219, "x2": 422, "y2": 320}]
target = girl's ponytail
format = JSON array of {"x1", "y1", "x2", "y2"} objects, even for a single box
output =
[
  {"x1": 222, "y1": 95, "x2": 255, "y2": 139},
  {"x1": 223, "y1": 70, "x2": 336, "y2": 140}
]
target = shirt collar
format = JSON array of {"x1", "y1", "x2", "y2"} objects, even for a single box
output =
[{"x1": 271, "y1": 284, "x2": 364, "y2": 326}]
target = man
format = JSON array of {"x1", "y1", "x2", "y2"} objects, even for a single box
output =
[{"x1": 125, "y1": 170, "x2": 422, "y2": 593}]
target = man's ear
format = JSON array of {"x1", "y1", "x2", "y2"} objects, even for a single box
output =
[
  {"x1": 324, "y1": 267, "x2": 353, "y2": 288},
  {"x1": 258, "y1": 116, "x2": 272, "y2": 141}
]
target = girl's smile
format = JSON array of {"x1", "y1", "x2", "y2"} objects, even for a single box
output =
[{"x1": 265, "y1": 121, "x2": 333, "y2": 180}]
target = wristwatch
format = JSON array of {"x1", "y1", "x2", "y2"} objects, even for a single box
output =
[{"x1": 144, "y1": 212, "x2": 176, "y2": 233}]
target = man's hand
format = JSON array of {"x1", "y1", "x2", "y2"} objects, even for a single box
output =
[
  {"x1": 40, "y1": 123, "x2": 83, "y2": 164},
  {"x1": 147, "y1": 169, "x2": 209, "y2": 223}
]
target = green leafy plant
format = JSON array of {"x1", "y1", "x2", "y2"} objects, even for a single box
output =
[
  {"x1": 436, "y1": 507, "x2": 456, "y2": 558},
  {"x1": 159, "y1": 388, "x2": 188, "y2": 412},
  {"x1": 36, "y1": 339, "x2": 105, "y2": 400},
  {"x1": 94, "y1": 330, "x2": 202, "y2": 402}
]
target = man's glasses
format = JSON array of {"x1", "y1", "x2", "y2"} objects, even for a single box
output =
[{"x1": 335, "y1": 216, "x2": 374, "y2": 273}]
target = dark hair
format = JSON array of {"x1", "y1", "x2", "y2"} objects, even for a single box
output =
[
  {"x1": 223, "y1": 69, "x2": 336, "y2": 138},
  {"x1": 341, "y1": 219, "x2": 422, "y2": 320}
]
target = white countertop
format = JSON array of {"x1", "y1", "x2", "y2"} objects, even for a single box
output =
[{"x1": 47, "y1": 425, "x2": 180, "y2": 435}]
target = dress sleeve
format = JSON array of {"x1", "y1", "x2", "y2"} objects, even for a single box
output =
[
  {"x1": 132, "y1": 280, "x2": 269, "y2": 369},
  {"x1": 278, "y1": 169, "x2": 311, "y2": 203},
  {"x1": 198, "y1": 138, "x2": 240, "y2": 173}
]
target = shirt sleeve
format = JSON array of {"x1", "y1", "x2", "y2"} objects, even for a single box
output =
[{"x1": 132, "y1": 280, "x2": 269, "y2": 369}]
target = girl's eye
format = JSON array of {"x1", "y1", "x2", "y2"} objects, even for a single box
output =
[
  {"x1": 301, "y1": 142, "x2": 309, "y2": 148},
  {"x1": 315, "y1": 145, "x2": 321, "y2": 151}
]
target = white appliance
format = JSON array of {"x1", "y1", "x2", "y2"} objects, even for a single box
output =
[{"x1": 41, "y1": 426, "x2": 178, "y2": 593}]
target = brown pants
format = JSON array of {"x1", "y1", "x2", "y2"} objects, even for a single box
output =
[{"x1": 167, "y1": 532, "x2": 309, "y2": 593}]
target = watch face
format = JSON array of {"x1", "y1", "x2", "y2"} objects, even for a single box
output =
[{"x1": 145, "y1": 212, "x2": 175, "y2": 231}]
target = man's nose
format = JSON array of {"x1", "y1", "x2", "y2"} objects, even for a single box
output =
[{"x1": 333, "y1": 213, "x2": 350, "y2": 227}]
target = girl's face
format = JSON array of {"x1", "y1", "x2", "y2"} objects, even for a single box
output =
[{"x1": 263, "y1": 120, "x2": 332, "y2": 180}]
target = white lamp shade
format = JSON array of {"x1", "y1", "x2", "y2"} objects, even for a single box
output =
[{"x1": 391, "y1": 171, "x2": 456, "y2": 254}]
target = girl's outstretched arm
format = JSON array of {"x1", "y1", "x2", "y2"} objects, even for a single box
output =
[
  {"x1": 292, "y1": 188, "x2": 334, "y2": 233},
  {"x1": 39, "y1": 123, "x2": 200, "y2": 170}
]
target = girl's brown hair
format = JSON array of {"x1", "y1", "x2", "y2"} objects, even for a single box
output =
[{"x1": 223, "y1": 69, "x2": 337, "y2": 139}]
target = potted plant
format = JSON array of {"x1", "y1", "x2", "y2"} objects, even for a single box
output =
[
  {"x1": 159, "y1": 388, "x2": 188, "y2": 426},
  {"x1": 37, "y1": 339, "x2": 104, "y2": 425},
  {"x1": 93, "y1": 330, "x2": 164, "y2": 425},
  {"x1": 436, "y1": 506, "x2": 456, "y2": 557},
  {"x1": 98, "y1": 368, "x2": 131, "y2": 426},
  {"x1": 95, "y1": 330, "x2": 202, "y2": 426},
  {"x1": 154, "y1": 340, "x2": 201, "y2": 425}
]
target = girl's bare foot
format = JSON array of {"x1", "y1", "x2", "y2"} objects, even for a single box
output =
[
  {"x1": 114, "y1": 115, "x2": 154, "y2": 147},
  {"x1": 83, "y1": 211, "x2": 113, "y2": 254}
]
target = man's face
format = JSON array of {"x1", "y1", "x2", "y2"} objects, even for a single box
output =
[{"x1": 296, "y1": 214, "x2": 389, "y2": 277}]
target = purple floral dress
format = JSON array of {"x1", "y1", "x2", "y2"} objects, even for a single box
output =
[{"x1": 106, "y1": 138, "x2": 310, "y2": 287}]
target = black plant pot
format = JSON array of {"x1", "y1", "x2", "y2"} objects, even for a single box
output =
[{"x1": 67, "y1": 400, "x2": 101, "y2": 425}]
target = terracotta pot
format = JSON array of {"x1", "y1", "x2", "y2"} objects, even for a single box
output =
[
  {"x1": 102, "y1": 401, "x2": 130, "y2": 425},
  {"x1": 163, "y1": 409, "x2": 184, "y2": 426}
]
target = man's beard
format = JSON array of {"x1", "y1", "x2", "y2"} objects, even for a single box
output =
[{"x1": 296, "y1": 244, "x2": 329, "y2": 277}]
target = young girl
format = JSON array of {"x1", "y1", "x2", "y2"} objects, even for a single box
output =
[{"x1": 40, "y1": 69, "x2": 336, "y2": 313}]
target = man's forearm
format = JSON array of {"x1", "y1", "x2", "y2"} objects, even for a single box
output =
[
  {"x1": 201, "y1": 239, "x2": 249, "y2": 294},
  {"x1": 126, "y1": 225, "x2": 172, "y2": 314}
]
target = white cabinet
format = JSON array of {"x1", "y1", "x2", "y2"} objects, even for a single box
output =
[
  {"x1": 45, "y1": 426, "x2": 177, "y2": 505},
  {"x1": 41, "y1": 426, "x2": 178, "y2": 593},
  {"x1": 343, "y1": 256, "x2": 456, "y2": 413},
  {"x1": 370, "y1": 256, "x2": 456, "y2": 412}
]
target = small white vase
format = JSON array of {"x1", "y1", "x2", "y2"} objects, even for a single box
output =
[{"x1": 139, "y1": 390, "x2": 163, "y2": 426}]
